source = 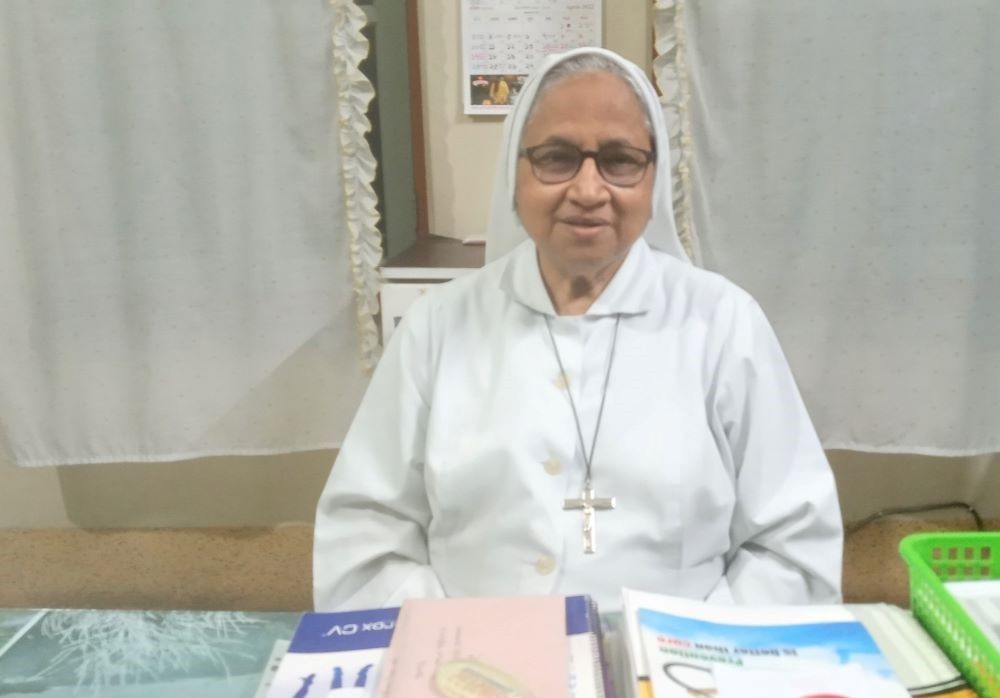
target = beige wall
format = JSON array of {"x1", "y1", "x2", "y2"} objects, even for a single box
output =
[
  {"x1": 419, "y1": 0, "x2": 652, "y2": 240},
  {"x1": 0, "y1": 449, "x2": 333, "y2": 529},
  {"x1": 829, "y1": 451, "x2": 1000, "y2": 522}
]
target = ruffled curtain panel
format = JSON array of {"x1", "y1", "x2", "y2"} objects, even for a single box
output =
[
  {"x1": 654, "y1": 0, "x2": 1000, "y2": 455},
  {"x1": 0, "y1": 0, "x2": 380, "y2": 466}
]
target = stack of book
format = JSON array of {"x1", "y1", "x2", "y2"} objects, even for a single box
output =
[
  {"x1": 261, "y1": 590, "x2": 974, "y2": 698},
  {"x1": 944, "y1": 578, "x2": 1000, "y2": 651},
  {"x1": 263, "y1": 594, "x2": 609, "y2": 698},
  {"x1": 618, "y1": 588, "x2": 931, "y2": 698}
]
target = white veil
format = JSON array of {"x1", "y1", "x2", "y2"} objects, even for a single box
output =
[{"x1": 484, "y1": 47, "x2": 689, "y2": 264}]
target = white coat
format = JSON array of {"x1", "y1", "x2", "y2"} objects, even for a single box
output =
[{"x1": 313, "y1": 238, "x2": 843, "y2": 612}]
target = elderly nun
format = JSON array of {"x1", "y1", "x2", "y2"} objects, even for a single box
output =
[{"x1": 313, "y1": 47, "x2": 843, "y2": 612}]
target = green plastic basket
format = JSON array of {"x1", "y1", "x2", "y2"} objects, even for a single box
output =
[{"x1": 899, "y1": 532, "x2": 1000, "y2": 697}]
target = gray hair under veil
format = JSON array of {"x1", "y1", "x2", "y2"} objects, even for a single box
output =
[
  {"x1": 524, "y1": 52, "x2": 654, "y2": 142},
  {"x1": 484, "y1": 47, "x2": 688, "y2": 264}
]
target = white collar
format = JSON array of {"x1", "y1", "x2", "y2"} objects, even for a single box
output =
[{"x1": 499, "y1": 238, "x2": 658, "y2": 318}]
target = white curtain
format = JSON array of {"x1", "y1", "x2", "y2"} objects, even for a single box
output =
[
  {"x1": 0, "y1": 0, "x2": 380, "y2": 467},
  {"x1": 654, "y1": 0, "x2": 1000, "y2": 455}
]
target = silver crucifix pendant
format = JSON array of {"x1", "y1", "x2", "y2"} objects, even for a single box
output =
[{"x1": 563, "y1": 486, "x2": 615, "y2": 554}]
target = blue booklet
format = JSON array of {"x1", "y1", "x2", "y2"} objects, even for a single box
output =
[
  {"x1": 622, "y1": 589, "x2": 909, "y2": 698},
  {"x1": 265, "y1": 596, "x2": 608, "y2": 698},
  {"x1": 265, "y1": 606, "x2": 397, "y2": 697}
]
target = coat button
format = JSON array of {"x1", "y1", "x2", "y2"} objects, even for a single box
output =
[
  {"x1": 542, "y1": 457, "x2": 562, "y2": 475},
  {"x1": 534, "y1": 556, "x2": 556, "y2": 576}
]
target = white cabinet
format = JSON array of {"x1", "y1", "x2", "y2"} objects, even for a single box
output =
[
  {"x1": 379, "y1": 280, "x2": 438, "y2": 345},
  {"x1": 378, "y1": 236, "x2": 484, "y2": 345}
]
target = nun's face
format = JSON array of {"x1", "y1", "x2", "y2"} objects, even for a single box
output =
[{"x1": 515, "y1": 70, "x2": 654, "y2": 286}]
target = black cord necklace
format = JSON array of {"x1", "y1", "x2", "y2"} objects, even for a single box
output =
[{"x1": 543, "y1": 314, "x2": 621, "y2": 554}]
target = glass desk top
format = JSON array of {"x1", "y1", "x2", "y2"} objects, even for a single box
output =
[{"x1": 0, "y1": 608, "x2": 300, "y2": 697}]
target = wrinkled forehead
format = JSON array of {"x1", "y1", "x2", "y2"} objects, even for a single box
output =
[
  {"x1": 519, "y1": 69, "x2": 655, "y2": 147},
  {"x1": 518, "y1": 65, "x2": 656, "y2": 147}
]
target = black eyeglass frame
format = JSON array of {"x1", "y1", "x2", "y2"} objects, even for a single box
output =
[{"x1": 517, "y1": 142, "x2": 657, "y2": 187}]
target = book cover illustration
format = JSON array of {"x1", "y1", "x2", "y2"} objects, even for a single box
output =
[
  {"x1": 0, "y1": 609, "x2": 298, "y2": 698},
  {"x1": 376, "y1": 595, "x2": 569, "y2": 698},
  {"x1": 265, "y1": 607, "x2": 398, "y2": 698},
  {"x1": 267, "y1": 596, "x2": 605, "y2": 698},
  {"x1": 638, "y1": 606, "x2": 909, "y2": 698}
]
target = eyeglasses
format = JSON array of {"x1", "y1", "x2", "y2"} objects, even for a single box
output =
[{"x1": 518, "y1": 142, "x2": 656, "y2": 187}]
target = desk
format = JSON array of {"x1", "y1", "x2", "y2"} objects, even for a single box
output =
[
  {"x1": 0, "y1": 609, "x2": 298, "y2": 697},
  {"x1": 0, "y1": 607, "x2": 980, "y2": 698}
]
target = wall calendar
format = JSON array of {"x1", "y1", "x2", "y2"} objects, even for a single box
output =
[{"x1": 462, "y1": 0, "x2": 603, "y2": 116}]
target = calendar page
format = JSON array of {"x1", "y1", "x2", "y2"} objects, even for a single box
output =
[{"x1": 462, "y1": 0, "x2": 602, "y2": 116}]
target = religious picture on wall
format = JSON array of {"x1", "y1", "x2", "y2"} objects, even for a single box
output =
[
  {"x1": 461, "y1": 0, "x2": 602, "y2": 115},
  {"x1": 468, "y1": 74, "x2": 526, "y2": 108}
]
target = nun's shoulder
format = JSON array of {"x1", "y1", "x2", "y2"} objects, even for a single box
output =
[
  {"x1": 648, "y1": 247, "x2": 762, "y2": 314},
  {"x1": 390, "y1": 250, "x2": 511, "y2": 324}
]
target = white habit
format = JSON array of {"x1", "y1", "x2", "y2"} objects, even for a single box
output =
[{"x1": 313, "y1": 236, "x2": 843, "y2": 611}]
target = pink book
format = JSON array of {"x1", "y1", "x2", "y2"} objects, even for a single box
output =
[{"x1": 376, "y1": 595, "x2": 570, "y2": 698}]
